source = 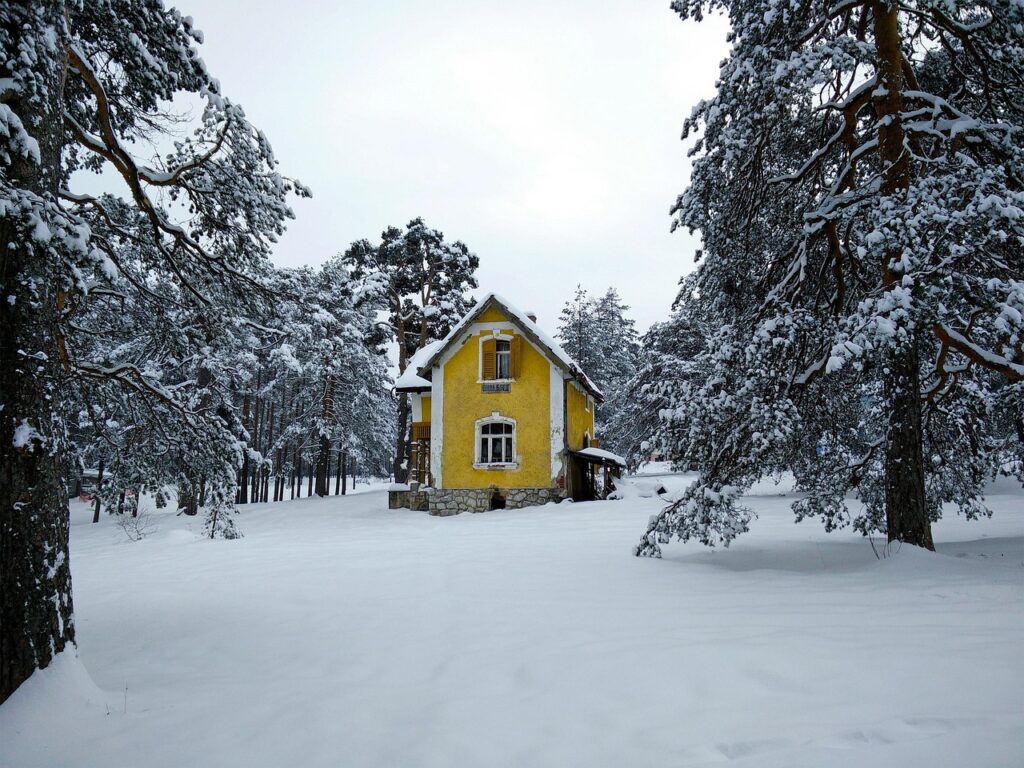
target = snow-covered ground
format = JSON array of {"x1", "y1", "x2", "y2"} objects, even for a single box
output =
[{"x1": 2, "y1": 474, "x2": 1022, "y2": 768}]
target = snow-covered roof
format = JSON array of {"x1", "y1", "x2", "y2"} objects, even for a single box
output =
[
  {"x1": 393, "y1": 339, "x2": 442, "y2": 391},
  {"x1": 574, "y1": 446, "x2": 627, "y2": 467},
  {"x1": 404, "y1": 292, "x2": 603, "y2": 400}
]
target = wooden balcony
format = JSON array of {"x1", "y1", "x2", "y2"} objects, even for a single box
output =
[{"x1": 409, "y1": 422, "x2": 431, "y2": 486}]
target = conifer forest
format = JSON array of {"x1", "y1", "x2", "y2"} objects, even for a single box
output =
[{"x1": 1, "y1": 3, "x2": 1021, "y2": 766}]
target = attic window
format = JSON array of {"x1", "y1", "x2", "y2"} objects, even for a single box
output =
[
  {"x1": 495, "y1": 340, "x2": 511, "y2": 379},
  {"x1": 481, "y1": 335, "x2": 521, "y2": 382}
]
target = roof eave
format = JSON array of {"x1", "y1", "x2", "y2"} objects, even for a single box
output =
[{"x1": 415, "y1": 293, "x2": 604, "y2": 400}]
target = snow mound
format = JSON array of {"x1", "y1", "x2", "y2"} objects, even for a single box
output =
[
  {"x1": 608, "y1": 476, "x2": 667, "y2": 500},
  {"x1": 0, "y1": 651, "x2": 113, "y2": 767}
]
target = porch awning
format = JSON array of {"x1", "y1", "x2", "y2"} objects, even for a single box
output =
[{"x1": 571, "y1": 447, "x2": 627, "y2": 468}]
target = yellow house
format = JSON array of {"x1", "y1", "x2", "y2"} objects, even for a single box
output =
[{"x1": 391, "y1": 293, "x2": 620, "y2": 514}]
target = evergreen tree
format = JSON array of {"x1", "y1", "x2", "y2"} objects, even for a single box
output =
[
  {"x1": 556, "y1": 286, "x2": 640, "y2": 447},
  {"x1": 341, "y1": 218, "x2": 479, "y2": 481},
  {"x1": 591, "y1": 288, "x2": 641, "y2": 446},
  {"x1": 0, "y1": 1, "x2": 306, "y2": 701},
  {"x1": 637, "y1": 0, "x2": 1023, "y2": 557},
  {"x1": 607, "y1": 275, "x2": 710, "y2": 467},
  {"x1": 557, "y1": 286, "x2": 600, "y2": 378}
]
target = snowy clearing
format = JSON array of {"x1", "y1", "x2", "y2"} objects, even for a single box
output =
[{"x1": 2, "y1": 474, "x2": 1022, "y2": 768}]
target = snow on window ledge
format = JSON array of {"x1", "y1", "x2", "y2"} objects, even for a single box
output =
[{"x1": 472, "y1": 462, "x2": 519, "y2": 470}]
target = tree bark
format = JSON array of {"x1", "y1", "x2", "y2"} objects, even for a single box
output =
[
  {"x1": 178, "y1": 480, "x2": 198, "y2": 516},
  {"x1": 394, "y1": 393, "x2": 411, "y2": 482},
  {"x1": 91, "y1": 458, "x2": 104, "y2": 524},
  {"x1": 259, "y1": 400, "x2": 273, "y2": 503},
  {"x1": 341, "y1": 449, "x2": 348, "y2": 495},
  {"x1": 883, "y1": 342, "x2": 934, "y2": 548},
  {"x1": 873, "y1": 1, "x2": 933, "y2": 549},
  {"x1": 237, "y1": 393, "x2": 250, "y2": 504},
  {"x1": 0, "y1": 3, "x2": 76, "y2": 704},
  {"x1": 315, "y1": 433, "x2": 331, "y2": 497}
]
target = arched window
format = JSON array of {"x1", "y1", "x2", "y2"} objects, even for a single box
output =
[{"x1": 475, "y1": 415, "x2": 517, "y2": 467}]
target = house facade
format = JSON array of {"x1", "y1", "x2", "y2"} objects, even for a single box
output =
[{"x1": 390, "y1": 293, "x2": 620, "y2": 515}]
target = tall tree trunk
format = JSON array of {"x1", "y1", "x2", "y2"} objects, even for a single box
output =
[
  {"x1": 873, "y1": 2, "x2": 933, "y2": 550},
  {"x1": 883, "y1": 341, "x2": 934, "y2": 548},
  {"x1": 291, "y1": 451, "x2": 297, "y2": 499},
  {"x1": 237, "y1": 393, "x2": 250, "y2": 504},
  {"x1": 258, "y1": 400, "x2": 273, "y2": 503},
  {"x1": 394, "y1": 393, "x2": 411, "y2": 482},
  {"x1": 341, "y1": 449, "x2": 348, "y2": 495},
  {"x1": 178, "y1": 480, "x2": 198, "y2": 516},
  {"x1": 0, "y1": 4, "x2": 75, "y2": 703},
  {"x1": 275, "y1": 447, "x2": 283, "y2": 502},
  {"x1": 91, "y1": 458, "x2": 104, "y2": 524},
  {"x1": 315, "y1": 433, "x2": 331, "y2": 497},
  {"x1": 314, "y1": 374, "x2": 335, "y2": 497},
  {"x1": 335, "y1": 447, "x2": 342, "y2": 495}
]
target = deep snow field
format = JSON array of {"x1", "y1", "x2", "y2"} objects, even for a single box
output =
[{"x1": 1, "y1": 471, "x2": 1022, "y2": 768}]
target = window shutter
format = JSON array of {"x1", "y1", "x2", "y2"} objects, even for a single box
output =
[
  {"x1": 510, "y1": 335, "x2": 522, "y2": 379},
  {"x1": 482, "y1": 338, "x2": 497, "y2": 380}
]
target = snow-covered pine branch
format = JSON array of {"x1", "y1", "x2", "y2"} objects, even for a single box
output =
[{"x1": 638, "y1": 0, "x2": 1024, "y2": 557}]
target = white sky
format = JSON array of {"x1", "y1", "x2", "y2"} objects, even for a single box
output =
[{"x1": 185, "y1": 1, "x2": 729, "y2": 331}]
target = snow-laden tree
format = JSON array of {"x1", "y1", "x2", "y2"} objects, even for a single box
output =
[
  {"x1": 0, "y1": 1, "x2": 306, "y2": 701},
  {"x1": 556, "y1": 286, "x2": 640, "y2": 446},
  {"x1": 637, "y1": 0, "x2": 1023, "y2": 557},
  {"x1": 607, "y1": 276, "x2": 711, "y2": 467},
  {"x1": 276, "y1": 260, "x2": 393, "y2": 498},
  {"x1": 557, "y1": 286, "x2": 599, "y2": 376},
  {"x1": 591, "y1": 288, "x2": 642, "y2": 447},
  {"x1": 341, "y1": 219, "x2": 479, "y2": 481}
]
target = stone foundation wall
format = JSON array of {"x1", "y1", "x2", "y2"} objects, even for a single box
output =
[
  {"x1": 428, "y1": 487, "x2": 563, "y2": 515},
  {"x1": 505, "y1": 487, "x2": 559, "y2": 509},
  {"x1": 390, "y1": 486, "x2": 565, "y2": 515},
  {"x1": 428, "y1": 488, "x2": 490, "y2": 516},
  {"x1": 388, "y1": 489, "x2": 430, "y2": 511}
]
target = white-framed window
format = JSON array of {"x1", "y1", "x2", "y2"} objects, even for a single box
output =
[
  {"x1": 495, "y1": 339, "x2": 511, "y2": 379},
  {"x1": 474, "y1": 415, "x2": 517, "y2": 467},
  {"x1": 478, "y1": 331, "x2": 518, "y2": 384}
]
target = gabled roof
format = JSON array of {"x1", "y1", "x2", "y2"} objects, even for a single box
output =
[{"x1": 395, "y1": 292, "x2": 603, "y2": 400}]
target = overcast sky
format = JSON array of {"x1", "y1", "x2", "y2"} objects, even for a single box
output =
[{"x1": 186, "y1": 1, "x2": 729, "y2": 331}]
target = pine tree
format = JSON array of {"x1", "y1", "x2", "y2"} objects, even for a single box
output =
[
  {"x1": 607, "y1": 276, "x2": 710, "y2": 466},
  {"x1": 341, "y1": 219, "x2": 479, "y2": 481},
  {"x1": 557, "y1": 287, "x2": 599, "y2": 377},
  {"x1": 0, "y1": 1, "x2": 306, "y2": 701},
  {"x1": 637, "y1": 0, "x2": 1023, "y2": 557},
  {"x1": 556, "y1": 286, "x2": 640, "y2": 446},
  {"x1": 591, "y1": 288, "x2": 641, "y2": 444}
]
